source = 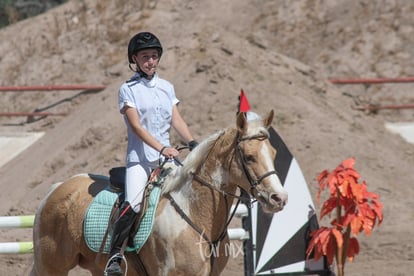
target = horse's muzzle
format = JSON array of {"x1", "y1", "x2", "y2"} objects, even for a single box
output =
[{"x1": 256, "y1": 191, "x2": 287, "y2": 213}]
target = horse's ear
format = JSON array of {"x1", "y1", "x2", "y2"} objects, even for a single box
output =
[
  {"x1": 237, "y1": 112, "x2": 248, "y2": 134},
  {"x1": 263, "y1": 110, "x2": 274, "y2": 128}
]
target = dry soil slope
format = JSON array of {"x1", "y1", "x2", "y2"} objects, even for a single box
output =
[{"x1": 0, "y1": 0, "x2": 413, "y2": 275}]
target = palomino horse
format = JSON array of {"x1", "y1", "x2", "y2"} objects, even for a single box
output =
[{"x1": 30, "y1": 110, "x2": 288, "y2": 276}]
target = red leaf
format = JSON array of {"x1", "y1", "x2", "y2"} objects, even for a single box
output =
[
  {"x1": 360, "y1": 182, "x2": 378, "y2": 201},
  {"x1": 341, "y1": 213, "x2": 355, "y2": 228},
  {"x1": 306, "y1": 227, "x2": 341, "y2": 266},
  {"x1": 350, "y1": 214, "x2": 363, "y2": 235},
  {"x1": 317, "y1": 170, "x2": 329, "y2": 183},
  {"x1": 331, "y1": 228, "x2": 343, "y2": 248},
  {"x1": 341, "y1": 158, "x2": 356, "y2": 169},
  {"x1": 317, "y1": 170, "x2": 330, "y2": 202},
  {"x1": 371, "y1": 199, "x2": 384, "y2": 224},
  {"x1": 337, "y1": 178, "x2": 350, "y2": 197},
  {"x1": 346, "y1": 237, "x2": 360, "y2": 262},
  {"x1": 306, "y1": 228, "x2": 328, "y2": 260},
  {"x1": 325, "y1": 236, "x2": 336, "y2": 265},
  {"x1": 349, "y1": 179, "x2": 363, "y2": 201},
  {"x1": 320, "y1": 198, "x2": 337, "y2": 219}
]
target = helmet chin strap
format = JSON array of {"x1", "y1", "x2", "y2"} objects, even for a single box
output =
[
  {"x1": 128, "y1": 63, "x2": 155, "y2": 80},
  {"x1": 128, "y1": 63, "x2": 136, "y2": 72}
]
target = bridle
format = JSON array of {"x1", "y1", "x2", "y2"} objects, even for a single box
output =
[{"x1": 236, "y1": 133, "x2": 278, "y2": 199}]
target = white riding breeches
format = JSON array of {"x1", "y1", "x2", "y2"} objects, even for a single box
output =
[{"x1": 125, "y1": 161, "x2": 157, "y2": 213}]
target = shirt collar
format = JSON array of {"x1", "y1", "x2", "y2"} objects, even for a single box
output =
[{"x1": 133, "y1": 72, "x2": 158, "y2": 88}]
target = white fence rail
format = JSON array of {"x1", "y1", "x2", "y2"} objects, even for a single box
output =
[
  {"x1": 0, "y1": 215, "x2": 35, "y2": 228},
  {"x1": 0, "y1": 204, "x2": 249, "y2": 254}
]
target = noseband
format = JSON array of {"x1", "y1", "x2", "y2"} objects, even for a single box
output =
[{"x1": 236, "y1": 133, "x2": 277, "y2": 196}]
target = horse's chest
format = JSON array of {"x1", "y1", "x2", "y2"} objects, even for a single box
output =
[{"x1": 153, "y1": 202, "x2": 189, "y2": 239}]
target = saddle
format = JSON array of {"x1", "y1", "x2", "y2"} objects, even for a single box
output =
[{"x1": 84, "y1": 163, "x2": 175, "y2": 255}]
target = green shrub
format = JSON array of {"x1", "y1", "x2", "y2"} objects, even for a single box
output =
[{"x1": 0, "y1": 0, "x2": 68, "y2": 28}]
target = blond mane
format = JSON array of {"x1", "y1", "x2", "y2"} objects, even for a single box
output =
[{"x1": 161, "y1": 129, "x2": 226, "y2": 194}]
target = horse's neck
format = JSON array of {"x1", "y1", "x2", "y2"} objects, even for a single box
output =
[
  {"x1": 187, "y1": 130, "x2": 239, "y2": 240},
  {"x1": 189, "y1": 176, "x2": 237, "y2": 241}
]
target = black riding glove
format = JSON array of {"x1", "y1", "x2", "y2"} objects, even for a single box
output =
[{"x1": 188, "y1": 140, "x2": 199, "y2": 151}]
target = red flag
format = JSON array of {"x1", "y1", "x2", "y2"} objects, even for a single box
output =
[{"x1": 239, "y1": 89, "x2": 251, "y2": 112}]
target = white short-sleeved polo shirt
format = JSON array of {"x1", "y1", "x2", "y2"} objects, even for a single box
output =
[{"x1": 119, "y1": 73, "x2": 179, "y2": 165}]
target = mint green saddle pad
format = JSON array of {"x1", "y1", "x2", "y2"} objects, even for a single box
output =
[{"x1": 84, "y1": 185, "x2": 161, "y2": 253}]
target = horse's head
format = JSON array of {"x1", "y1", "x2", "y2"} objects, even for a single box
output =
[{"x1": 235, "y1": 110, "x2": 288, "y2": 213}]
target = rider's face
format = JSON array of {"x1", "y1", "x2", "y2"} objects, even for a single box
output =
[{"x1": 133, "y1": 49, "x2": 159, "y2": 78}]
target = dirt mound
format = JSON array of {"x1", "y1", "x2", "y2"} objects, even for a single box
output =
[{"x1": 0, "y1": 0, "x2": 413, "y2": 275}]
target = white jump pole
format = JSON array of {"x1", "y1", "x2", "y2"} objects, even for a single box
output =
[
  {"x1": 0, "y1": 230, "x2": 247, "y2": 255},
  {"x1": 228, "y1": 204, "x2": 250, "y2": 240},
  {"x1": 228, "y1": 228, "x2": 250, "y2": 240},
  {"x1": 0, "y1": 242, "x2": 33, "y2": 254},
  {"x1": 0, "y1": 207, "x2": 246, "y2": 228},
  {"x1": 230, "y1": 204, "x2": 249, "y2": 218},
  {"x1": 0, "y1": 215, "x2": 35, "y2": 228}
]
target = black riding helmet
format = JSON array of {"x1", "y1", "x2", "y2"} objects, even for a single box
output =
[{"x1": 128, "y1": 32, "x2": 163, "y2": 64}]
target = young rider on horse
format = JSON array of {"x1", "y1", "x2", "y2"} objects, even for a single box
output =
[{"x1": 106, "y1": 31, "x2": 198, "y2": 276}]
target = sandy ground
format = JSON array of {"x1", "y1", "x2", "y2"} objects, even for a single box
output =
[{"x1": 0, "y1": 0, "x2": 413, "y2": 275}]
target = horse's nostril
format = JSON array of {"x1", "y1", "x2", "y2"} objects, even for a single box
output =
[
  {"x1": 271, "y1": 194, "x2": 281, "y2": 203},
  {"x1": 271, "y1": 193, "x2": 288, "y2": 206}
]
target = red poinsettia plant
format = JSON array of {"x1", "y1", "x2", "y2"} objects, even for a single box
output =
[{"x1": 306, "y1": 158, "x2": 383, "y2": 276}]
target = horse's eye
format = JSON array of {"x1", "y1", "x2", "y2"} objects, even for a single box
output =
[{"x1": 245, "y1": 155, "x2": 255, "y2": 163}]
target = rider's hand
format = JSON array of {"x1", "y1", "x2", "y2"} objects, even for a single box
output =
[
  {"x1": 160, "y1": 147, "x2": 179, "y2": 159},
  {"x1": 188, "y1": 140, "x2": 199, "y2": 151}
]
